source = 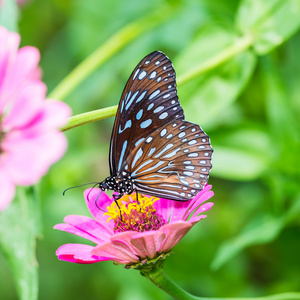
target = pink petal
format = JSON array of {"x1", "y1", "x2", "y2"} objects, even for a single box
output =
[
  {"x1": 0, "y1": 28, "x2": 20, "y2": 111},
  {"x1": 184, "y1": 190, "x2": 214, "y2": 220},
  {"x1": 56, "y1": 243, "x2": 101, "y2": 264},
  {"x1": 27, "y1": 100, "x2": 71, "y2": 131},
  {"x1": 63, "y1": 215, "x2": 112, "y2": 242},
  {"x1": 110, "y1": 231, "x2": 143, "y2": 256},
  {"x1": 2, "y1": 130, "x2": 67, "y2": 185},
  {"x1": 11, "y1": 46, "x2": 41, "y2": 86},
  {"x1": 0, "y1": 168, "x2": 15, "y2": 211},
  {"x1": 3, "y1": 81, "x2": 46, "y2": 129},
  {"x1": 155, "y1": 185, "x2": 214, "y2": 223},
  {"x1": 188, "y1": 202, "x2": 214, "y2": 222},
  {"x1": 153, "y1": 196, "x2": 175, "y2": 222},
  {"x1": 92, "y1": 240, "x2": 139, "y2": 264},
  {"x1": 158, "y1": 221, "x2": 193, "y2": 253},
  {"x1": 130, "y1": 231, "x2": 166, "y2": 259},
  {"x1": 84, "y1": 188, "x2": 114, "y2": 228},
  {"x1": 188, "y1": 215, "x2": 207, "y2": 225}
]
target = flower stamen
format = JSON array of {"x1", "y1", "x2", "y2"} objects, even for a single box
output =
[{"x1": 105, "y1": 193, "x2": 166, "y2": 233}]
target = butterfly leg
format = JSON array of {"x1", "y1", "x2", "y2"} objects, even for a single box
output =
[{"x1": 113, "y1": 193, "x2": 123, "y2": 220}]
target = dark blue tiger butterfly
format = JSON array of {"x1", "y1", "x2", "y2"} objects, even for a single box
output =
[{"x1": 98, "y1": 51, "x2": 213, "y2": 202}]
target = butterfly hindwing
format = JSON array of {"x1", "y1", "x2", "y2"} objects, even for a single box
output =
[
  {"x1": 122, "y1": 120, "x2": 213, "y2": 201},
  {"x1": 109, "y1": 51, "x2": 184, "y2": 175}
]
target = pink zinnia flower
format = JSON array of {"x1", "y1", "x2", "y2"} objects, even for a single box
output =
[
  {"x1": 54, "y1": 185, "x2": 214, "y2": 266},
  {"x1": 0, "y1": 26, "x2": 71, "y2": 210}
]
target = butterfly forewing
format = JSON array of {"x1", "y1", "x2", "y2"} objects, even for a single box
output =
[
  {"x1": 109, "y1": 51, "x2": 184, "y2": 175},
  {"x1": 122, "y1": 120, "x2": 213, "y2": 201}
]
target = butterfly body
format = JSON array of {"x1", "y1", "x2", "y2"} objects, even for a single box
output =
[
  {"x1": 98, "y1": 51, "x2": 213, "y2": 202},
  {"x1": 100, "y1": 173, "x2": 133, "y2": 196}
]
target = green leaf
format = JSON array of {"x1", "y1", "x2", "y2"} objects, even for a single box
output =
[
  {"x1": 0, "y1": 187, "x2": 41, "y2": 300},
  {"x1": 211, "y1": 145, "x2": 269, "y2": 181},
  {"x1": 211, "y1": 214, "x2": 285, "y2": 270},
  {"x1": 0, "y1": 0, "x2": 19, "y2": 31},
  {"x1": 236, "y1": 0, "x2": 300, "y2": 54},
  {"x1": 175, "y1": 24, "x2": 256, "y2": 129}
]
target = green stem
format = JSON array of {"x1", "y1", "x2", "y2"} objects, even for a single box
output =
[
  {"x1": 60, "y1": 105, "x2": 117, "y2": 131},
  {"x1": 60, "y1": 33, "x2": 254, "y2": 132},
  {"x1": 48, "y1": 4, "x2": 176, "y2": 101},
  {"x1": 142, "y1": 267, "x2": 300, "y2": 300},
  {"x1": 176, "y1": 33, "x2": 254, "y2": 86}
]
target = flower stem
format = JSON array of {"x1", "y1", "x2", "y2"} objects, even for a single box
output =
[
  {"x1": 142, "y1": 266, "x2": 300, "y2": 300},
  {"x1": 176, "y1": 33, "x2": 254, "y2": 86},
  {"x1": 60, "y1": 105, "x2": 117, "y2": 131},
  {"x1": 48, "y1": 4, "x2": 176, "y2": 101},
  {"x1": 60, "y1": 33, "x2": 254, "y2": 131}
]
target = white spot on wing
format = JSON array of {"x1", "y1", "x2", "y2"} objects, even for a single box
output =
[
  {"x1": 119, "y1": 120, "x2": 132, "y2": 133},
  {"x1": 163, "y1": 147, "x2": 181, "y2": 159},
  {"x1": 160, "y1": 129, "x2": 167, "y2": 137},
  {"x1": 136, "y1": 90, "x2": 147, "y2": 103},
  {"x1": 118, "y1": 140, "x2": 127, "y2": 171},
  {"x1": 149, "y1": 71, "x2": 157, "y2": 79},
  {"x1": 136, "y1": 109, "x2": 143, "y2": 120},
  {"x1": 148, "y1": 147, "x2": 156, "y2": 156},
  {"x1": 135, "y1": 138, "x2": 144, "y2": 147},
  {"x1": 188, "y1": 140, "x2": 197, "y2": 145},
  {"x1": 147, "y1": 103, "x2": 154, "y2": 110},
  {"x1": 125, "y1": 91, "x2": 139, "y2": 110},
  {"x1": 133, "y1": 69, "x2": 140, "y2": 80},
  {"x1": 180, "y1": 179, "x2": 189, "y2": 185},
  {"x1": 183, "y1": 171, "x2": 194, "y2": 176},
  {"x1": 185, "y1": 166, "x2": 195, "y2": 170},
  {"x1": 154, "y1": 106, "x2": 164, "y2": 113},
  {"x1": 149, "y1": 89, "x2": 160, "y2": 99},
  {"x1": 159, "y1": 112, "x2": 168, "y2": 119},
  {"x1": 140, "y1": 119, "x2": 152, "y2": 128},
  {"x1": 154, "y1": 143, "x2": 174, "y2": 158},
  {"x1": 138, "y1": 70, "x2": 147, "y2": 80},
  {"x1": 145, "y1": 136, "x2": 153, "y2": 143},
  {"x1": 132, "y1": 148, "x2": 143, "y2": 168}
]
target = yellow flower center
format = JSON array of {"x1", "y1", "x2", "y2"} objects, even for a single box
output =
[{"x1": 104, "y1": 193, "x2": 166, "y2": 233}]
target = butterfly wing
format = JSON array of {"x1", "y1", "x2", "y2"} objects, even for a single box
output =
[
  {"x1": 109, "y1": 51, "x2": 184, "y2": 175},
  {"x1": 124, "y1": 120, "x2": 213, "y2": 201}
]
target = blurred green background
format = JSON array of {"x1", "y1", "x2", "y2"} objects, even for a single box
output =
[{"x1": 1, "y1": 0, "x2": 300, "y2": 299}]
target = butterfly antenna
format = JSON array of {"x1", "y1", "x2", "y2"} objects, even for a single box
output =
[{"x1": 63, "y1": 182, "x2": 100, "y2": 196}]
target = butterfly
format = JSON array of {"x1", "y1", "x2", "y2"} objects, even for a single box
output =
[{"x1": 98, "y1": 51, "x2": 213, "y2": 202}]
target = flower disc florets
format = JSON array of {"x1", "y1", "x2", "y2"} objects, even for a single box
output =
[{"x1": 105, "y1": 194, "x2": 166, "y2": 233}]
